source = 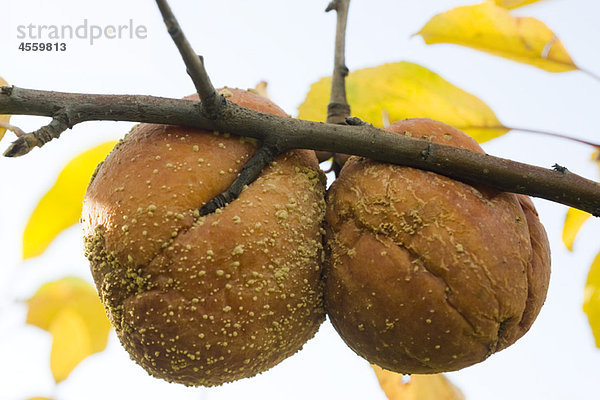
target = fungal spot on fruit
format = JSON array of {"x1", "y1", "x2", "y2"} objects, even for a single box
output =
[
  {"x1": 216, "y1": 270, "x2": 225, "y2": 277},
  {"x1": 81, "y1": 91, "x2": 328, "y2": 387},
  {"x1": 231, "y1": 245, "x2": 244, "y2": 256},
  {"x1": 219, "y1": 88, "x2": 233, "y2": 98}
]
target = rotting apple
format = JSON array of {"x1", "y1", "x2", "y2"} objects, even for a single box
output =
[
  {"x1": 323, "y1": 118, "x2": 551, "y2": 374},
  {"x1": 81, "y1": 88, "x2": 327, "y2": 386}
]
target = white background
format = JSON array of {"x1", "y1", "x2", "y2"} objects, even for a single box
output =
[{"x1": 1, "y1": 0, "x2": 600, "y2": 399}]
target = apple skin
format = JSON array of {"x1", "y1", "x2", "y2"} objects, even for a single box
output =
[
  {"x1": 323, "y1": 118, "x2": 550, "y2": 374},
  {"x1": 82, "y1": 88, "x2": 327, "y2": 386}
]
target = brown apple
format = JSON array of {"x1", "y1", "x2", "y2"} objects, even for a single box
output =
[
  {"x1": 324, "y1": 118, "x2": 551, "y2": 374},
  {"x1": 82, "y1": 88, "x2": 326, "y2": 386}
]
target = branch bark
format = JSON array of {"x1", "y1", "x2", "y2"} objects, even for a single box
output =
[
  {"x1": 326, "y1": 0, "x2": 351, "y2": 124},
  {"x1": 155, "y1": 0, "x2": 224, "y2": 118},
  {"x1": 323, "y1": 0, "x2": 352, "y2": 172},
  {"x1": 1, "y1": 86, "x2": 599, "y2": 216}
]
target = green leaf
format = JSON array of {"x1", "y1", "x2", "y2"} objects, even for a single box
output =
[
  {"x1": 417, "y1": 2, "x2": 577, "y2": 73},
  {"x1": 298, "y1": 62, "x2": 507, "y2": 143}
]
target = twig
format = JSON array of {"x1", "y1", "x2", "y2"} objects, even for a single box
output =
[
  {"x1": 3, "y1": 104, "x2": 70, "y2": 157},
  {"x1": 199, "y1": 145, "x2": 279, "y2": 215},
  {"x1": 155, "y1": 0, "x2": 224, "y2": 118},
  {"x1": 503, "y1": 125, "x2": 600, "y2": 148},
  {"x1": 1, "y1": 86, "x2": 599, "y2": 216},
  {"x1": 579, "y1": 67, "x2": 600, "y2": 83},
  {"x1": 0, "y1": 121, "x2": 26, "y2": 137},
  {"x1": 326, "y1": 0, "x2": 351, "y2": 124},
  {"x1": 325, "y1": 0, "x2": 352, "y2": 174}
]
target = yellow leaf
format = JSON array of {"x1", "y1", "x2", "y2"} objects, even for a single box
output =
[
  {"x1": 417, "y1": 2, "x2": 577, "y2": 73},
  {"x1": 584, "y1": 252, "x2": 600, "y2": 348},
  {"x1": 298, "y1": 62, "x2": 507, "y2": 143},
  {"x1": 49, "y1": 308, "x2": 92, "y2": 383},
  {"x1": 562, "y1": 207, "x2": 591, "y2": 251},
  {"x1": 0, "y1": 76, "x2": 11, "y2": 141},
  {"x1": 22, "y1": 141, "x2": 117, "y2": 259},
  {"x1": 372, "y1": 365, "x2": 464, "y2": 400},
  {"x1": 27, "y1": 277, "x2": 112, "y2": 382},
  {"x1": 494, "y1": 0, "x2": 544, "y2": 9}
]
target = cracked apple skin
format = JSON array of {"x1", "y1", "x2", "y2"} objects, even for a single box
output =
[
  {"x1": 324, "y1": 118, "x2": 550, "y2": 374},
  {"x1": 81, "y1": 89, "x2": 326, "y2": 386}
]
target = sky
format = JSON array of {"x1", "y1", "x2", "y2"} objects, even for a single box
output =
[{"x1": 1, "y1": 0, "x2": 600, "y2": 399}]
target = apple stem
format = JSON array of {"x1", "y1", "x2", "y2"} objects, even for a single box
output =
[{"x1": 199, "y1": 145, "x2": 278, "y2": 215}]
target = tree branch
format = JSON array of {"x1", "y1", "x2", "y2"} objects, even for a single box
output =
[
  {"x1": 1, "y1": 86, "x2": 599, "y2": 216},
  {"x1": 324, "y1": 0, "x2": 352, "y2": 172},
  {"x1": 325, "y1": 0, "x2": 351, "y2": 124},
  {"x1": 155, "y1": 0, "x2": 224, "y2": 118}
]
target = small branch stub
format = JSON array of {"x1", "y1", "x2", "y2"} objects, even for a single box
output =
[{"x1": 4, "y1": 114, "x2": 70, "y2": 157}]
